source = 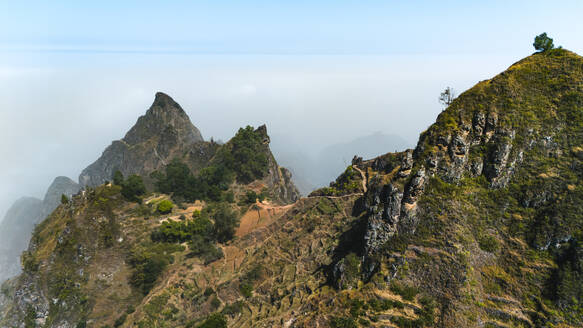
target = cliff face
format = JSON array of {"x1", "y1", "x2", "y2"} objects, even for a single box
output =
[
  {"x1": 0, "y1": 177, "x2": 79, "y2": 283},
  {"x1": 79, "y1": 92, "x2": 204, "y2": 187},
  {"x1": 346, "y1": 49, "x2": 583, "y2": 326},
  {"x1": 0, "y1": 198, "x2": 42, "y2": 282},
  {"x1": 3, "y1": 50, "x2": 583, "y2": 328},
  {"x1": 0, "y1": 92, "x2": 300, "y2": 328},
  {"x1": 77, "y1": 93, "x2": 299, "y2": 203}
]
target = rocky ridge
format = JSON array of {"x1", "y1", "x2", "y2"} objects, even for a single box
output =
[
  {"x1": 0, "y1": 177, "x2": 80, "y2": 283},
  {"x1": 79, "y1": 92, "x2": 205, "y2": 187},
  {"x1": 3, "y1": 50, "x2": 583, "y2": 327}
]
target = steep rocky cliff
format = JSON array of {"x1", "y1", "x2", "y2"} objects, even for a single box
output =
[
  {"x1": 344, "y1": 48, "x2": 583, "y2": 327},
  {"x1": 79, "y1": 92, "x2": 204, "y2": 187},
  {"x1": 3, "y1": 50, "x2": 583, "y2": 328}
]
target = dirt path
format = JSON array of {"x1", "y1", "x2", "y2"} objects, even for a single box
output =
[{"x1": 352, "y1": 164, "x2": 368, "y2": 193}]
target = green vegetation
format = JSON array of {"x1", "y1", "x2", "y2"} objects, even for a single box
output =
[
  {"x1": 221, "y1": 301, "x2": 244, "y2": 316},
  {"x1": 239, "y1": 264, "x2": 263, "y2": 298},
  {"x1": 241, "y1": 190, "x2": 266, "y2": 205},
  {"x1": 157, "y1": 200, "x2": 174, "y2": 214},
  {"x1": 127, "y1": 243, "x2": 184, "y2": 295},
  {"x1": 368, "y1": 298, "x2": 404, "y2": 311},
  {"x1": 61, "y1": 194, "x2": 69, "y2": 204},
  {"x1": 113, "y1": 170, "x2": 124, "y2": 186},
  {"x1": 338, "y1": 253, "x2": 361, "y2": 289},
  {"x1": 438, "y1": 86, "x2": 456, "y2": 107},
  {"x1": 208, "y1": 202, "x2": 239, "y2": 243},
  {"x1": 390, "y1": 281, "x2": 418, "y2": 301},
  {"x1": 196, "y1": 313, "x2": 227, "y2": 328},
  {"x1": 152, "y1": 126, "x2": 269, "y2": 204},
  {"x1": 329, "y1": 316, "x2": 357, "y2": 328},
  {"x1": 215, "y1": 126, "x2": 269, "y2": 184},
  {"x1": 478, "y1": 234, "x2": 500, "y2": 253},
  {"x1": 533, "y1": 32, "x2": 554, "y2": 52},
  {"x1": 121, "y1": 174, "x2": 146, "y2": 202},
  {"x1": 312, "y1": 165, "x2": 362, "y2": 196},
  {"x1": 152, "y1": 159, "x2": 233, "y2": 203},
  {"x1": 150, "y1": 202, "x2": 238, "y2": 264},
  {"x1": 552, "y1": 235, "x2": 583, "y2": 310},
  {"x1": 151, "y1": 216, "x2": 213, "y2": 243}
]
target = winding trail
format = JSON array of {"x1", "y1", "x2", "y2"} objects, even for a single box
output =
[{"x1": 351, "y1": 164, "x2": 368, "y2": 193}]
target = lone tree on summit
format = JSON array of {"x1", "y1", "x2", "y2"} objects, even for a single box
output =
[
  {"x1": 439, "y1": 87, "x2": 456, "y2": 108},
  {"x1": 533, "y1": 33, "x2": 554, "y2": 52}
]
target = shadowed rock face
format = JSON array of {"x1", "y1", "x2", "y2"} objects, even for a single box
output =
[
  {"x1": 0, "y1": 197, "x2": 42, "y2": 282},
  {"x1": 42, "y1": 176, "x2": 81, "y2": 217},
  {"x1": 0, "y1": 176, "x2": 79, "y2": 282},
  {"x1": 79, "y1": 92, "x2": 204, "y2": 187},
  {"x1": 5, "y1": 51, "x2": 583, "y2": 327}
]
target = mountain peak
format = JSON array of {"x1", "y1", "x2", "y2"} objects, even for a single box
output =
[
  {"x1": 152, "y1": 91, "x2": 180, "y2": 109},
  {"x1": 79, "y1": 93, "x2": 204, "y2": 187},
  {"x1": 123, "y1": 93, "x2": 203, "y2": 145}
]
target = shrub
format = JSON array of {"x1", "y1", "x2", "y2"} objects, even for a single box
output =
[
  {"x1": 61, "y1": 194, "x2": 69, "y2": 204},
  {"x1": 210, "y1": 296, "x2": 221, "y2": 309},
  {"x1": 478, "y1": 234, "x2": 500, "y2": 253},
  {"x1": 113, "y1": 314, "x2": 127, "y2": 327},
  {"x1": 127, "y1": 243, "x2": 183, "y2": 295},
  {"x1": 189, "y1": 235, "x2": 223, "y2": 264},
  {"x1": 245, "y1": 190, "x2": 258, "y2": 204},
  {"x1": 222, "y1": 301, "x2": 243, "y2": 316},
  {"x1": 338, "y1": 253, "x2": 361, "y2": 289},
  {"x1": 207, "y1": 202, "x2": 239, "y2": 243},
  {"x1": 197, "y1": 313, "x2": 227, "y2": 328},
  {"x1": 239, "y1": 264, "x2": 263, "y2": 298},
  {"x1": 157, "y1": 200, "x2": 174, "y2": 214},
  {"x1": 329, "y1": 316, "x2": 357, "y2": 328},
  {"x1": 113, "y1": 170, "x2": 124, "y2": 186},
  {"x1": 390, "y1": 281, "x2": 418, "y2": 301},
  {"x1": 121, "y1": 174, "x2": 146, "y2": 202}
]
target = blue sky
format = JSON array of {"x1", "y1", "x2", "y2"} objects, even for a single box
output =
[
  {"x1": 1, "y1": 1, "x2": 582, "y2": 217},
  {"x1": 1, "y1": 1, "x2": 582, "y2": 55}
]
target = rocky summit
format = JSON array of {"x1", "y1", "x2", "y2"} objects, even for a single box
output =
[
  {"x1": 2, "y1": 49, "x2": 583, "y2": 328},
  {"x1": 79, "y1": 92, "x2": 205, "y2": 187}
]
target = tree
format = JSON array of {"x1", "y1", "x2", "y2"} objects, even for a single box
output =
[
  {"x1": 61, "y1": 194, "x2": 69, "y2": 204},
  {"x1": 206, "y1": 202, "x2": 239, "y2": 243},
  {"x1": 438, "y1": 87, "x2": 456, "y2": 108},
  {"x1": 113, "y1": 170, "x2": 124, "y2": 186},
  {"x1": 533, "y1": 32, "x2": 554, "y2": 52},
  {"x1": 121, "y1": 175, "x2": 146, "y2": 202},
  {"x1": 157, "y1": 200, "x2": 174, "y2": 214}
]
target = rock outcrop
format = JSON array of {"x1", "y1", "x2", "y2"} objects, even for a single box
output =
[
  {"x1": 79, "y1": 92, "x2": 204, "y2": 187},
  {"x1": 5, "y1": 50, "x2": 583, "y2": 327},
  {"x1": 0, "y1": 177, "x2": 80, "y2": 283}
]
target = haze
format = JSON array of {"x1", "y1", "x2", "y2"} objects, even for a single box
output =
[{"x1": 1, "y1": 1, "x2": 583, "y2": 220}]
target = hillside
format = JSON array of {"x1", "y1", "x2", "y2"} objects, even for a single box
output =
[
  {"x1": 2, "y1": 49, "x2": 583, "y2": 328},
  {"x1": 0, "y1": 93, "x2": 299, "y2": 287},
  {"x1": 0, "y1": 177, "x2": 80, "y2": 282}
]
